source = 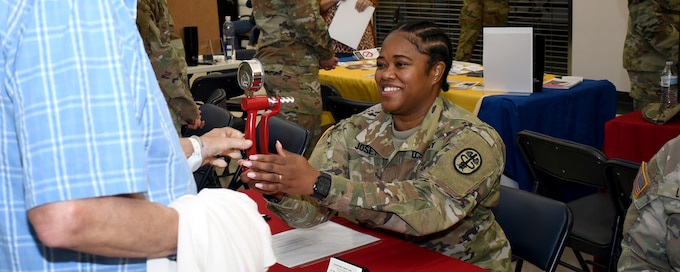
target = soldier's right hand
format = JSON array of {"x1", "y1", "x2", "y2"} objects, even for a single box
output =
[{"x1": 320, "y1": 56, "x2": 339, "y2": 70}]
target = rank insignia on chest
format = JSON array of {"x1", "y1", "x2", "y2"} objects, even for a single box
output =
[
  {"x1": 454, "y1": 148, "x2": 482, "y2": 175},
  {"x1": 633, "y1": 161, "x2": 649, "y2": 199}
]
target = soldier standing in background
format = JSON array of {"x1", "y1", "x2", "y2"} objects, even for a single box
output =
[
  {"x1": 618, "y1": 135, "x2": 680, "y2": 271},
  {"x1": 137, "y1": 0, "x2": 204, "y2": 135},
  {"x1": 623, "y1": 0, "x2": 679, "y2": 111},
  {"x1": 252, "y1": 0, "x2": 338, "y2": 154},
  {"x1": 454, "y1": 0, "x2": 509, "y2": 62}
]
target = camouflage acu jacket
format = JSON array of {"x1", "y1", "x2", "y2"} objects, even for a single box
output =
[
  {"x1": 252, "y1": 0, "x2": 334, "y2": 67},
  {"x1": 623, "y1": 0, "x2": 680, "y2": 72},
  {"x1": 618, "y1": 135, "x2": 680, "y2": 271},
  {"x1": 137, "y1": 0, "x2": 199, "y2": 134},
  {"x1": 267, "y1": 97, "x2": 512, "y2": 271}
]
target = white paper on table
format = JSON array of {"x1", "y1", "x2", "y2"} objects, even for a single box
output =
[
  {"x1": 272, "y1": 221, "x2": 380, "y2": 268},
  {"x1": 328, "y1": 0, "x2": 375, "y2": 49}
]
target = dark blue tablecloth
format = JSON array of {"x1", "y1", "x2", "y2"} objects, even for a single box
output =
[
  {"x1": 477, "y1": 79, "x2": 618, "y2": 191},
  {"x1": 338, "y1": 56, "x2": 358, "y2": 62}
]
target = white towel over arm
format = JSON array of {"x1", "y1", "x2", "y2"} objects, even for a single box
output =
[{"x1": 147, "y1": 188, "x2": 276, "y2": 272}]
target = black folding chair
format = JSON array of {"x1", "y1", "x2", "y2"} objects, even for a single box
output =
[
  {"x1": 603, "y1": 158, "x2": 641, "y2": 216},
  {"x1": 516, "y1": 130, "x2": 620, "y2": 272},
  {"x1": 493, "y1": 186, "x2": 572, "y2": 272},
  {"x1": 603, "y1": 158, "x2": 641, "y2": 265}
]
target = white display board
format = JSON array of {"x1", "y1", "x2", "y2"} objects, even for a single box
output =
[{"x1": 483, "y1": 27, "x2": 534, "y2": 95}]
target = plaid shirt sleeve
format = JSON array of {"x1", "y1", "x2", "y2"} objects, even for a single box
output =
[{"x1": 0, "y1": 0, "x2": 195, "y2": 270}]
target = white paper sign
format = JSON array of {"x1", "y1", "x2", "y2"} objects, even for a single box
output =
[
  {"x1": 328, "y1": 0, "x2": 375, "y2": 49},
  {"x1": 327, "y1": 257, "x2": 366, "y2": 272}
]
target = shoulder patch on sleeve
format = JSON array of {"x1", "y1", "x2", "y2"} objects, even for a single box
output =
[
  {"x1": 633, "y1": 161, "x2": 649, "y2": 199},
  {"x1": 454, "y1": 148, "x2": 482, "y2": 175}
]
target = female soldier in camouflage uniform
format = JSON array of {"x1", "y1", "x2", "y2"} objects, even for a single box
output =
[{"x1": 241, "y1": 21, "x2": 511, "y2": 272}]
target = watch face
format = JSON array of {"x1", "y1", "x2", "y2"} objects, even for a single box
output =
[{"x1": 312, "y1": 172, "x2": 332, "y2": 199}]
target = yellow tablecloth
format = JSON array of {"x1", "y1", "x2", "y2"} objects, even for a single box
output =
[
  {"x1": 320, "y1": 66, "x2": 487, "y2": 113},
  {"x1": 318, "y1": 64, "x2": 555, "y2": 126}
]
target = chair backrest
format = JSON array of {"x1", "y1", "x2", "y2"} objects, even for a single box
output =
[
  {"x1": 182, "y1": 103, "x2": 235, "y2": 137},
  {"x1": 516, "y1": 130, "x2": 609, "y2": 198},
  {"x1": 204, "y1": 88, "x2": 227, "y2": 106},
  {"x1": 320, "y1": 83, "x2": 341, "y2": 111},
  {"x1": 227, "y1": 116, "x2": 310, "y2": 190},
  {"x1": 493, "y1": 186, "x2": 572, "y2": 272},
  {"x1": 602, "y1": 158, "x2": 641, "y2": 266},
  {"x1": 235, "y1": 49, "x2": 256, "y2": 60},
  {"x1": 255, "y1": 116, "x2": 310, "y2": 155},
  {"x1": 326, "y1": 95, "x2": 378, "y2": 122},
  {"x1": 182, "y1": 103, "x2": 236, "y2": 191},
  {"x1": 516, "y1": 130, "x2": 620, "y2": 272},
  {"x1": 603, "y1": 158, "x2": 641, "y2": 216},
  {"x1": 190, "y1": 70, "x2": 244, "y2": 103}
]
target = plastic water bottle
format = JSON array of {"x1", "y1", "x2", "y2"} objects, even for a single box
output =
[
  {"x1": 222, "y1": 17, "x2": 236, "y2": 62},
  {"x1": 660, "y1": 60, "x2": 678, "y2": 104}
]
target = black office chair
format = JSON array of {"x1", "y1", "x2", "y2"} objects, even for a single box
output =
[
  {"x1": 603, "y1": 158, "x2": 641, "y2": 265},
  {"x1": 226, "y1": 116, "x2": 311, "y2": 190},
  {"x1": 326, "y1": 96, "x2": 378, "y2": 122},
  {"x1": 182, "y1": 103, "x2": 236, "y2": 191},
  {"x1": 516, "y1": 130, "x2": 620, "y2": 272},
  {"x1": 493, "y1": 186, "x2": 572, "y2": 272},
  {"x1": 203, "y1": 87, "x2": 227, "y2": 106},
  {"x1": 190, "y1": 70, "x2": 244, "y2": 112}
]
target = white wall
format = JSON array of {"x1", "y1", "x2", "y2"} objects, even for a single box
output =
[{"x1": 572, "y1": 1, "x2": 630, "y2": 92}]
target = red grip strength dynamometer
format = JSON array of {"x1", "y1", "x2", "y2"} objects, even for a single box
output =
[{"x1": 237, "y1": 59, "x2": 294, "y2": 158}]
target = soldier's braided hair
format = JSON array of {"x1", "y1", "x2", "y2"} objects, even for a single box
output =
[{"x1": 391, "y1": 21, "x2": 453, "y2": 92}]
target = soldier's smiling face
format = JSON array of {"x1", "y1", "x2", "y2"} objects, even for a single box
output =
[{"x1": 375, "y1": 31, "x2": 441, "y2": 125}]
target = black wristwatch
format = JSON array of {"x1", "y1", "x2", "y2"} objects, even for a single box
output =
[{"x1": 311, "y1": 172, "x2": 332, "y2": 200}]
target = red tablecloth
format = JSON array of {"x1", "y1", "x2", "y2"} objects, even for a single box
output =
[
  {"x1": 603, "y1": 110, "x2": 680, "y2": 162},
  {"x1": 242, "y1": 190, "x2": 486, "y2": 272}
]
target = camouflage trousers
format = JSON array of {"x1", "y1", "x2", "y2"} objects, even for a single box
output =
[
  {"x1": 263, "y1": 64, "x2": 322, "y2": 155},
  {"x1": 628, "y1": 71, "x2": 664, "y2": 111},
  {"x1": 455, "y1": 0, "x2": 509, "y2": 61}
]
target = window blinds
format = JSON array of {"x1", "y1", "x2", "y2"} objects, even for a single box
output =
[{"x1": 373, "y1": 0, "x2": 571, "y2": 75}]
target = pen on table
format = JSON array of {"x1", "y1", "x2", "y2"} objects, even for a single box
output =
[
  {"x1": 261, "y1": 214, "x2": 271, "y2": 221},
  {"x1": 209, "y1": 39, "x2": 215, "y2": 62}
]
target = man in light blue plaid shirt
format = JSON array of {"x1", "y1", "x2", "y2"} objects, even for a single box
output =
[{"x1": 0, "y1": 1, "x2": 252, "y2": 271}]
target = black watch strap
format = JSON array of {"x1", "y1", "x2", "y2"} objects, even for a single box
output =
[{"x1": 311, "y1": 172, "x2": 332, "y2": 200}]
